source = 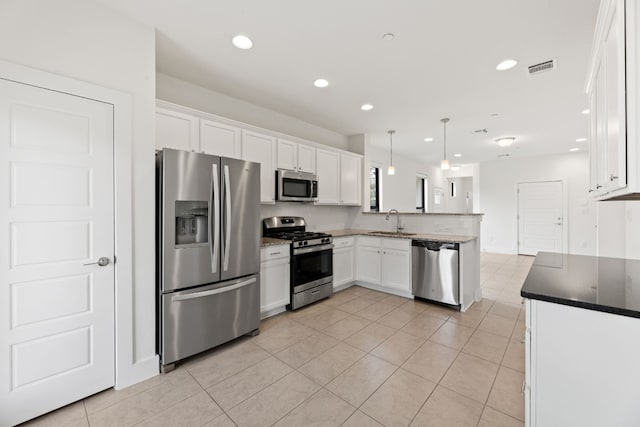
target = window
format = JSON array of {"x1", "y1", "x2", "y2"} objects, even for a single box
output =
[
  {"x1": 370, "y1": 166, "x2": 380, "y2": 212},
  {"x1": 416, "y1": 176, "x2": 428, "y2": 212}
]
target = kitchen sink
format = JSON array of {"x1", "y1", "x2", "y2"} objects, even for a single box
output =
[{"x1": 367, "y1": 231, "x2": 416, "y2": 236}]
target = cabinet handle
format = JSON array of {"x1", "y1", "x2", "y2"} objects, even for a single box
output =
[
  {"x1": 596, "y1": 184, "x2": 602, "y2": 189},
  {"x1": 270, "y1": 251, "x2": 281, "y2": 256},
  {"x1": 610, "y1": 174, "x2": 618, "y2": 181},
  {"x1": 588, "y1": 189, "x2": 594, "y2": 193}
]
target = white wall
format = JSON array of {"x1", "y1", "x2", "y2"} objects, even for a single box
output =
[
  {"x1": 0, "y1": 0, "x2": 157, "y2": 385},
  {"x1": 157, "y1": 73, "x2": 349, "y2": 151},
  {"x1": 626, "y1": 202, "x2": 640, "y2": 259},
  {"x1": 479, "y1": 152, "x2": 597, "y2": 255}
]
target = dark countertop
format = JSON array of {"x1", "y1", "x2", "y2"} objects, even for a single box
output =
[{"x1": 521, "y1": 252, "x2": 640, "y2": 318}]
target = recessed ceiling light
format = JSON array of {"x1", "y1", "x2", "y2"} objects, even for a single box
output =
[
  {"x1": 360, "y1": 104, "x2": 374, "y2": 111},
  {"x1": 496, "y1": 59, "x2": 518, "y2": 71},
  {"x1": 496, "y1": 137, "x2": 515, "y2": 147},
  {"x1": 232, "y1": 35, "x2": 253, "y2": 50},
  {"x1": 313, "y1": 79, "x2": 329, "y2": 88},
  {"x1": 581, "y1": 109, "x2": 590, "y2": 115},
  {"x1": 424, "y1": 137, "x2": 433, "y2": 142},
  {"x1": 382, "y1": 33, "x2": 395, "y2": 41},
  {"x1": 576, "y1": 138, "x2": 587, "y2": 142},
  {"x1": 454, "y1": 153, "x2": 462, "y2": 158},
  {"x1": 569, "y1": 148, "x2": 580, "y2": 152}
]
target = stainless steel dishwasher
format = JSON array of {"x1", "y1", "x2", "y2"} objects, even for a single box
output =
[{"x1": 412, "y1": 240, "x2": 460, "y2": 307}]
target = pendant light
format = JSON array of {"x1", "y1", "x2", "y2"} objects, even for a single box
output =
[
  {"x1": 440, "y1": 118, "x2": 450, "y2": 170},
  {"x1": 387, "y1": 130, "x2": 396, "y2": 175}
]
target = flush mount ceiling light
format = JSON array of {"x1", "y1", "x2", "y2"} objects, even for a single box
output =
[
  {"x1": 424, "y1": 137, "x2": 433, "y2": 142},
  {"x1": 440, "y1": 118, "x2": 450, "y2": 170},
  {"x1": 576, "y1": 137, "x2": 587, "y2": 142},
  {"x1": 454, "y1": 153, "x2": 462, "y2": 158},
  {"x1": 570, "y1": 148, "x2": 580, "y2": 152},
  {"x1": 361, "y1": 104, "x2": 374, "y2": 111},
  {"x1": 387, "y1": 130, "x2": 396, "y2": 175},
  {"x1": 496, "y1": 137, "x2": 515, "y2": 147},
  {"x1": 313, "y1": 79, "x2": 329, "y2": 88},
  {"x1": 581, "y1": 109, "x2": 590, "y2": 115},
  {"x1": 496, "y1": 59, "x2": 518, "y2": 71},
  {"x1": 232, "y1": 35, "x2": 253, "y2": 50}
]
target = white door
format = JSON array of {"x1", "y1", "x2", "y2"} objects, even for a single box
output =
[
  {"x1": 517, "y1": 181, "x2": 563, "y2": 256},
  {"x1": 0, "y1": 79, "x2": 115, "y2": 426}
]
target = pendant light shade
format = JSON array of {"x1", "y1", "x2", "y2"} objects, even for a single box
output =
[
  {"x1": 387, "y1": 130, "x2": 395, "y2": 175},
  {"x1": 440, "y1": 118, "x2": 450, "y2": 170}
]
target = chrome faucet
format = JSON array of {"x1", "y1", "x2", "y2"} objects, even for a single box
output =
[{"x1": 385, "y1": 209, "x2": 404, "y2": 233}]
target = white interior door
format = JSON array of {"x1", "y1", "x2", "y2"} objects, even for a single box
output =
[
  {"x1": 517, "y1": 181, "x2": 563, "y2": 256},
  {"x1": 0, "y1": 79, "x2": 115, "y2": 426}
]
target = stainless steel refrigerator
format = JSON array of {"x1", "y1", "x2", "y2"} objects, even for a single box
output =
[{"x1": 156, "y1": 148, "x2": 261, "y2": 371}]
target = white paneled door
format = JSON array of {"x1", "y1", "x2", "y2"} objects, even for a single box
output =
[
  {"x1": 0, "y1": 79, "x2": 115, "y2": 426},
  {"x1": 517, "y1": 181, "x2": 563, "y2": 256}
]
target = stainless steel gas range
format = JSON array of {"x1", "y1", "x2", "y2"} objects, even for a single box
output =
[{"x1": 263, "y1": 217, "x2": 333, "y2": 310}]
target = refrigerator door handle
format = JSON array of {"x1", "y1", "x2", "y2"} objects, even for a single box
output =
[
  {"x1": 223, "y1": 164, "x2": 231, "y2": 271},
  {"x1": 172, "y1": 277, "x2": 257, "y2": 302},
  {"x1": 211, "y1": 163, "x2": 220, "y2": 273}
]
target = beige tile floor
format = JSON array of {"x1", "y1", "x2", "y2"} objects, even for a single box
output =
[{"x1": 22, "y1": 252, "x2": 533, "y2": 427}]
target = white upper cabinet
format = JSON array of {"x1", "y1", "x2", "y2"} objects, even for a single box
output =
[
  {"x1": 316, "y1": 149, "x2": 363, "y2": 206},
  {"x1": 200, "y1": 119, "x2": 241, "y2": 158},
  {"x1": 242, "y1": 130, "x2": 277, "y2": 204},
  {"x1": 315, "y1": 148, "x2": 341, "y2": 204},
  {"x1": 340, "y1": 153, "x2": 362, "y2": 205},
  {"x1": 587, "y1": 0, "x2": 640, "y2": 199},
  {"x1": 156, "y1": 107, "x2": 198, "y2": 151},
  {"x1": 277, "y1": 139, "x2": 316, "y2": 173}
]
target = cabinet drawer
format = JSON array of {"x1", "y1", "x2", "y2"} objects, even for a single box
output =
[
  {"x1": 333, "y1": 237, "x2": 355, "y2": 248},
  {"x1": 357, "y1": 236, "x2": 381, "y2": 248},
  {"x1": 260, "y1": 245, "x2": 289, "y2": 262},
  {"x1": 382, "y1": 238, "x2": 411, "y2": 251}
]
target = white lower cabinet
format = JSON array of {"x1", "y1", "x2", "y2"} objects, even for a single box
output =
[
  {"x1": 333, "y1": 237, "x2": 355, "y2": 289},
  {"x1": 259, "y1": 245, "x2": 290, "y2": 317},
  {"x1": 355, "y1": 237, "x2": 411, "y2": 296},
  {"x1": 525, "y1": 299, "x2": 640, "y2": 427}
]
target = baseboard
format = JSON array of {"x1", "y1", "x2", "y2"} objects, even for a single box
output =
[
  {"x1": 333, "y1": 282, "x2": 355, "y2": 292},
  {"x1": 260, "y1": 305, "x2": 287, "y2": 320},
  {"x1": 354, "y1": 281, "x2": 413, "y2": 299},
  {"x1": 481, "y1": 246, "x2": 517, "y2": 255}
]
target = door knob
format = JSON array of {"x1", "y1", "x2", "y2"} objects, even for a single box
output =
[{"x1": 84, "y1": 257, "x2": 110, "y2": 267}]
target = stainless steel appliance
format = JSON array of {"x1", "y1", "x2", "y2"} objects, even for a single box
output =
[
  {"x1": 157, "y1": 148, "x2": 261, "y2": 372},
  {"x1": 412, "y1": 240, "x2": 460, "y2": 307},
  {"x1": 262, "y1": 217, "x2": 333, "y2": 309},
  {"x1": 276, "y1": 169, "x2": 318, "y2": 202}
]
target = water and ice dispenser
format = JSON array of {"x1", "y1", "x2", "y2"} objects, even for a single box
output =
[{"x1": 175, "y1": 201, "x2": 208, "y2": 245}]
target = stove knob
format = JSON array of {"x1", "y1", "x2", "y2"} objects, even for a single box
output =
[{"x1": 303, "y1": 241, "x2": 308, "y2": 246}]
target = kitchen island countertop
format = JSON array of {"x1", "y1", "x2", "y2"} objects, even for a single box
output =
[
  {"x1": 323, "y1": 229, "x2": 476, "y2": 243},
  {"x1": 521, "y1": 251, "x2": 640, "y2": 319}
]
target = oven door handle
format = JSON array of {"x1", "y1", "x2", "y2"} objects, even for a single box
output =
[{"x1": 293, "y1": 243, "x2": 334, "y2": 255}]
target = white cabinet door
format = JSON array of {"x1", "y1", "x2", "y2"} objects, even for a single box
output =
[
  {"x1": 242, "y1": 130, "x2": 276, "y2": 204},
  {"x1": 297, "y1": 144, "x2": 316, "y2": 173},
  {"x1": 200, "y1": 119, "x2": 241, "y2": 158},
  {"x1": 340, "y1": 153, "x2": 362, "y2": 205},
  {"x1": 356, "y1": 238, "x2": 381, "y2": 285},
  {"x1": 156, "y1": 107, "x2": 198, "y2": 151},
  {"x1": 603, "y1": 0, "x2": 627, "y2": 192},
  {"x1": 381, "y1": 247, "x2": 411, "y2": 293},
  {"x1": 260, "y1": 246, "x2": 290, "y2": 315},
  {"x1": 276, "y1": 138, "x2": 297, "y2": 171},
  {"x1": 333, "y1": 246, "x2": 355, "y2": 289},
  {"x1": 316, "y1": 148, "x2": 340, "y2": 204}
]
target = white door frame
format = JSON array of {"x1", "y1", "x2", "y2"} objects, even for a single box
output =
[
  {"x1": 0, "y1": 60, "x2": 155, "y2": 389},
  {"x1": 515, "y1": 179, "x2": 569, "y2": 255}
]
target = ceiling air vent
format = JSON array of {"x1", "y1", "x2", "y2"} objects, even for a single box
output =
[
  {"x1": 497, "y1": 153, "x2": 511, "y2": 158},
  {"x1": 528, "y1": 59, "x2": 557, "y2": 76}
]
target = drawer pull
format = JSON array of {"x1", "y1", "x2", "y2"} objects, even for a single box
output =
[
  {"x1": 270, "y1": 251, "x2": 281, "y2": 256},
  {"x1": 311, "y1": 290, "x2": 320, "y2": 295},
  {"x1": 521, "y1": 380, "x2": 526, "y2": 395}
]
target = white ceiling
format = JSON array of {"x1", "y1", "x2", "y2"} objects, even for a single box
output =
[{"x1": 99, "y1": 0, "x2": 600, "y2": 164}]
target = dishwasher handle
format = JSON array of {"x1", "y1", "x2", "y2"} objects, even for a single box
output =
[{"x1": 412, "y1": 240, "x2": 459, "y2": 251}]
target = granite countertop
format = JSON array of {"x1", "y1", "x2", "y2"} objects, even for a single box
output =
[
  {"x1": 521, "y1": 252, "x2": 640, "y2": 318},
  {"x1": 261, "y1": 237, "x2": 290, "y2": 247},
  {"x1": 362, "y1": 212, "x2": 484, "y2": 217},
  {"x1": 323, "y1": 229, "x2": 476, "y2": 243}
]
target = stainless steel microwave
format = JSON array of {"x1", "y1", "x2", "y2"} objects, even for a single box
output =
[{"x1": 276, "y1": 169, "x2": 318, "y2": 202}]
